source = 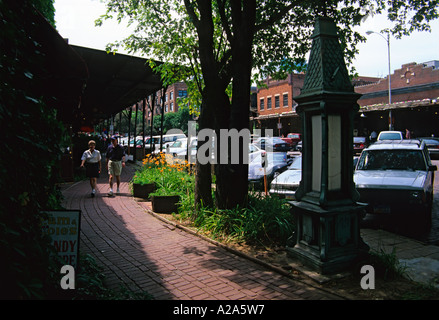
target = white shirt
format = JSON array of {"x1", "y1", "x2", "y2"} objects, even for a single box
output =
[{"x1": 81, "y1": 149, "x2": 102, "y2": 164}]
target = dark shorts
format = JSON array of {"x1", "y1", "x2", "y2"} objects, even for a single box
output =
[{"x1": 85, "y1": 162, "x2": 100, "y2": 178}]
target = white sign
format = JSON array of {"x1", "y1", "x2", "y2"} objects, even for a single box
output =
[{"x1": 41, "y1": 210, "x2": 81, "y2": 269}]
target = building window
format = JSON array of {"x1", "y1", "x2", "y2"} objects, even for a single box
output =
[
  {"x1": 275, "y1": 95, "x2": 280, "y2": 108},
  {"x1": 170, "y1": 102, "x2": 174, "y2": 111},
  {"x1": 170, "y1": 91, "x2": 174, "y2": 100},
  {"x1": 165, "y1": 104, "x2": 168, "y2": 112},
  {"x1": 178, "y1": 90, "x2": 187, "y2": 97},
  {"x1": 260, "y1": 98, "x2": 264, "y2": 111},
  {"x1": 283, "y1": 93, "x2": 288, "y2": 107},
  {"x1": 267, "y1": 97, "x2": 272, "y2": 109}
]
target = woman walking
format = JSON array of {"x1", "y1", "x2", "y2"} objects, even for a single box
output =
[{"x1": 80, "y1": 140, "x2": 102, "y2": 197}]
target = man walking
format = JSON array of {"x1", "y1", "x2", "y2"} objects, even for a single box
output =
[{"x1": 106, "y1": 135, "x2": 126, "y2": 196}]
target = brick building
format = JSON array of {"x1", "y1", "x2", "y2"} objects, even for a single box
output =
[
  {"x1": 355, "y1": 61, "x2": 439, "y2": 137},
  {"x1": 146, "y1": 81, "x2": 188, "y2": 126},
  {"x1": 252, "y1": 60, "x2": 439, "y2": 138},
  {"x1": 356, "y1": 61, "x2": 439, "y2": 107},
  {"x1": 252, "y1": 73, "x2": 305, "y2": 136}
]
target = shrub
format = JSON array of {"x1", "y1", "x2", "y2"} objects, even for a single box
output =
[{"x1": 132, "y1": 153, "x2": 195, "y2": 198}]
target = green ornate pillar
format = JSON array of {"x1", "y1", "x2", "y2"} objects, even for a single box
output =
[{"x1": 287, "y1": 16, "x2": 369, "y2": 274}]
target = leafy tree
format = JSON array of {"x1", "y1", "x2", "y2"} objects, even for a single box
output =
[
  {"x1": 97, "y1": 0, "x2": 438, "y2": 209},
  {"x1": 0, "y1": 0, "x2": 68, "y2": 298}
]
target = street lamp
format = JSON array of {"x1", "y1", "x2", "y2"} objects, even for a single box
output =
[{"x1": 366, "y1": 30, "x2": 393, "y2": 130}]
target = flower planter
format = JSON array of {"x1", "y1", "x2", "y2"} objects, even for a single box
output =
[
  {"x1": 132, "y1": 183, "x2": 156, "y2": 199},
  {"x1": 151, "y1": 195, "x2": 180, "y2": 214}
]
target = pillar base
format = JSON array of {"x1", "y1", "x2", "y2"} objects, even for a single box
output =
[{"x1": 287, "y1": 200, "x2": 370, "y2": 275}]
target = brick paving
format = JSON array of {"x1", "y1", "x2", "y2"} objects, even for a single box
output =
[{"x1": 61, "y1": 161, "x2": 344, "y2": 300}]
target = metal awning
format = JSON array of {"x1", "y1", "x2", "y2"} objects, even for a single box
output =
[
  {"x1": 69, "y1": 45, "x2": 164, "y2": 130},
  {"x1": 32, "y1": 7, "x2": 164, "y2": 132}
]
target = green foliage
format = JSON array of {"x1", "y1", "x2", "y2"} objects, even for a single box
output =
[
  {"x1": 34, "y1": 0, "x2": 56, "y2": 27},
  {"x1": 181, "y1": 193, "x2": 295, "y2": 246},
  {"x1": 133, "y1": 154, "x2": 294, "y2": 246},
  {"x1": 152, "y1": 105, "x2": 193, "y2": 136},
  {"x1": 0, "y1": 0, "x2": 69, "y2": 299},
  {"x1": 133, "y1": 153, "x2": 195, "y2": 197},
  {"x1": 369, "y1": 247, "x2": 408, "y2": 280}
]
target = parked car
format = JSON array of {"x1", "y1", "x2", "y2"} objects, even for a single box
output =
[
  {"x1": 353, "y1": 136, "x2": 368, "y2": 155},
  {"x1": 248, "y1": 143, "x2": 264, "y2": 163},
  {"x1": 253, "y1": 137, "x2": 291, "y2": 152},
  {"x1": 145, "y1": 133, "x2": 187, "y2": 154},
  {"x1": 248, "y1": 152, "x2": 291, "y2": 190},
  {"x1": 269, "y1": 156, "x2": 302, "y2": 199},
  {"x1": 270, "y1": 156, "x2": 359, "y2": 199},
  {"x1": 354, "y1": 140, "x2": 437, "y2": 225},
  {"x1": 281, "y1": 133, "x2": 302, "y2": 150},
  {"x1": 419, "y1": 137, "x2": 439, "y2": 160},
  {"x1": 377, "y1": 130, "x2": 404, "y2": 141},
  {"x1": 163, "y1": 138, "x2": 190, "y2": 157},
  {"x1": 177, "y1": 140, "x2": 262, "y2": 164}
]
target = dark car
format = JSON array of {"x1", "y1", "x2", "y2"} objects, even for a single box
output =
[
  {"x1": 419, "y1": 137, "x2": 439, "y2": 159},
  {"x1": 253, "y1": 137, "x2": 290, "y2": 152},
  {"x1": 248, "y1": 152, "x2": 291, "y2": 190},
  {"x1": 353, "y1": 136, "x2": 367, "y2": 155}
]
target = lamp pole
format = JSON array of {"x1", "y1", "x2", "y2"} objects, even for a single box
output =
[{"x1": 366, "y1": 30, "x2": 393, "y2": 130}]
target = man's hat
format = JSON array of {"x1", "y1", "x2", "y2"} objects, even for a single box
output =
[{"x1": 110, "y1": 135, "x2": 118, "y2": 140}]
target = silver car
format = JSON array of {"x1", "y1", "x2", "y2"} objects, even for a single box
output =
[
  {"x1": 269, "y1": 156, "x2": 302, "y2": 199},
  {"x1": 354, "y1": 140, "x2": 437, "y2": 225},
  {"x1": 270, "y1": 156, "x2": 359, "y2": 200}
]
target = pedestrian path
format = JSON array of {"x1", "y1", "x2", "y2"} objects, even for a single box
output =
[
  {"x1": 361, "y1": 228, "x2": 439, "y2": 288},
  {"x1": 61, "y1": 162, "x2": 343, "y2": 300}
]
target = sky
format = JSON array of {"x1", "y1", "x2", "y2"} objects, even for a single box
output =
[{"x1": 54, "y1": 0, "x2": 439, "y2": 78}]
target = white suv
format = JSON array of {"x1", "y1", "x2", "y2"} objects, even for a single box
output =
[{"x1": 354, "y1": 139, "x2": 437, "y2": 226}]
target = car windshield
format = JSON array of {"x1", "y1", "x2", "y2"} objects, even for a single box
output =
[
  {"x1": 356, "y1": 149, "x2": 426, "y2": 171},
  {"x1": 354, "y1": 137, "x2": 366, "y2": 143},
  {"x1": 288, "y1": 157, "x2": 302, "y2": 170},
  {"x1": 422, "y1": 139, "x2": 439, "y2": 145},
  {"x1": 170, "y1": 141, "x2": 183, "y2": 147},
  {"x1": 379, "y1": 132, "x2": 402, "y2": 140}
]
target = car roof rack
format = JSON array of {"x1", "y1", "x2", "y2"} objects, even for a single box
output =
[{"x1": 373, "y1": 139, "x2": 423, "y2": 147}]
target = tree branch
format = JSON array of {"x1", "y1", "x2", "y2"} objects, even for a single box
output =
[
  {"x1": 184, "y1": 0, "x2": 200, "y2": 29},
  {"x1": 255, "y1": 0, "x2": 304, "y2": 33}
]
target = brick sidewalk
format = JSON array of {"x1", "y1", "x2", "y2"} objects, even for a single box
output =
[{"x1": 61, "y1": 162, "x2": 344, "y2": 300}]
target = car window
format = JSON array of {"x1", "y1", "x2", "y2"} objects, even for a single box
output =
[
  {"x1": 357, "y1": 150, "x2": 426, "y2": 171},
  {"x1": 378, "y1": 132, "x2": 402, "y2": 140},
  {"x1": 288, "y1": 157, "x2": 302, "y2": 170},
  {"x1": 422, "y1": 139, "x2": 439, "y2": 145},
  {"x1": 422, "y1": 147, "x2": 432, "y2": 166},
  {"x1": 171, "y1": 141, "x2": 182, "y2": 147},
  {"x1": 272, "y1": 137, "x2": 285, "y2": 144},
  {"x1": 271, "y1": 152, "x2": 287, "y2": 162}
]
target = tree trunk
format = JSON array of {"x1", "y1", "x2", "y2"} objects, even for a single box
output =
[
  {"x1": 215, "y1": 1, "x2": 256, "y2": 209},
  {"x1": 187, "y1": 0, "x2": 255, "y2": 210},
  {"x1": 194, "y1": 101, "x2": 213, "y2": 209}
]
